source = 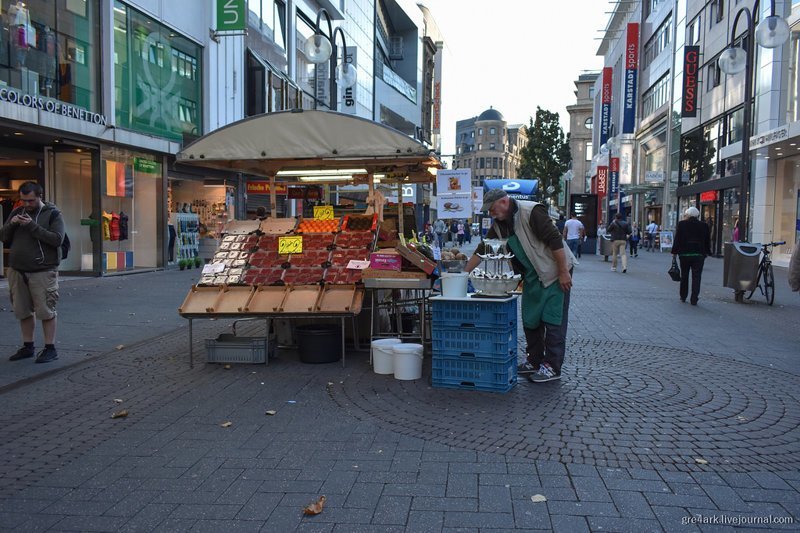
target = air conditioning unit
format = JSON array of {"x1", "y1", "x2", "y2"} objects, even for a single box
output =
[{"x1": 389, "y1": 36, "x2": 403, "y2": 60}]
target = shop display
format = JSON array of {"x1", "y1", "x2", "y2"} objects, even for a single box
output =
[
  {"x1": 468, "y1": 238, "x2": 522, "y2": 296},
  {"x1": 173, "y1": 212, "x2": 200, "y2": 261}
]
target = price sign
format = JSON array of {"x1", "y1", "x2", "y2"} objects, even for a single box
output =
[
  {"x1": 278, "y1": 235, "x2": 303, "y2": 254},
  {"x1": 314, "y1": 205, "x2": 334, "y2": 220}
]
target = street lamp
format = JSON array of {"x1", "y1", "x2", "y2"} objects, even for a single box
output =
[
  {"x1": 718, "y1": 0, "x2": 790, "y2": 242},
  {"x1": 303, "y1": 8, "x2": 357, "y2": 111}
]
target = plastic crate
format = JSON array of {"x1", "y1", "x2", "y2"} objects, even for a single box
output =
[
  {"x1": 205, "y1": 334, "x2": 275, "y2": 364},
  {"x1": 431, "y1": 327, "x2": 517, "y2": 360},
  {"x1": 431, "y1": 298, "x2": 517, "y2": 329},
  {"x1": 431, "y1": 354, "x2": 517, "y2": 393}
]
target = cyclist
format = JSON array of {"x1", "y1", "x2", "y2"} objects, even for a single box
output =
[{"x1": 672, "y1": 206, "x2": 711, "y2": 305}]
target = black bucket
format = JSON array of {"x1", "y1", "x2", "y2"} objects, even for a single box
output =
[{"x1": 296, "y1": 324, "x2": 341, "y2": 364}]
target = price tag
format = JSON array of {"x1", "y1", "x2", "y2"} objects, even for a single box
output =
[
  {"x1": 314, "y1": 205, "x2": 334, "y2": 220},
  {"x1": 346, "y1": 260, "x2": 371, "y2": 270},
  {"x1": 278, "y1": 235, "x2": 303, "y2": 254},
  {"x1": 202, "y1": 262, "x2": 226, "y2": 274},
  {"x1": 432, "y1": 246, "x2": 442, "y2": 261}
]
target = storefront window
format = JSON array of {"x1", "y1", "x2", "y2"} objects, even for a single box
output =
[
  {"x1": 114, "y1": 2, "x2": 202, "y2": 141},
  {"x1": 295, "y1": 13, "x2": 323, "y2": 108},
  {"x1": 168, "y1": 177, "x2": 234, "y2": 264},
  {"x1": 0, "y1": 0, "x2": 100, "y2": 110},
  {"x1": 772, "y1": 159, "x2": 800, "y2": 257},
  {"x1": 101, "y1": 147, "x2": 163, "y2": 272}
]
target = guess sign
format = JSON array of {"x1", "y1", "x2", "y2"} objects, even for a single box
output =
[{"x1": 682, "y1": 46, "x2": 700, "y2": 118}]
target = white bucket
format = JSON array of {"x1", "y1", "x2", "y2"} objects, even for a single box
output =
[
  {"x1": 392, "y1": 343, "x2": 424, "y2": 380},
  {"x1": 372, "y1": 338, "x2": 402, "y2": 374},
  {"x1": 441, "y1": 273, "x2": 468, "y2": 298}
]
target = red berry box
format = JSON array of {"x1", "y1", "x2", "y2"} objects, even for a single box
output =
[
  {"x1": 324, "y1": 267, "x2": 363, "y2": 284},
  {"x1": 247, "y1": 250, "x2": 289, "y2": 268},
  {"x1": 330, "y1": 249, "x2": 369, "y2": 267},
  {"x1": 299, "y1": 233, "x2": 336, "y2": 249},
  {"x1": 283, "y1": 267, "x2": 324, "y2": 284},
  {"x1": 243, "y1": 268, "x2": 284, "y2": 285},
  {"x1": 289, "y1": 250, "x2": 331, "y2": 267},
  {"x1": 335, "y1": 232, "x2": 374, "y2": 249}
]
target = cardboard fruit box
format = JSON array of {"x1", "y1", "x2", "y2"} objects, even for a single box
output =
[
  {"x1": 396, "y1": 243, "x2": 437, "y2": 275},
  {"x1": 370, "y1": 249, "x2": 402, "y2": 271}
]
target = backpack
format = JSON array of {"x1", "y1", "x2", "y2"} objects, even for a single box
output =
[{"x1": 49, "y1": 210, "x2": 70, "y2": 260}]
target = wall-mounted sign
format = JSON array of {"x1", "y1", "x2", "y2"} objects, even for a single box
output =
[
  {"x1": 751, "y1": 124, "x2": 789, "y2": 149},
  {"x1": 609, "y1": 157, "x2": 619, "y2": 195},
  {"x1": 216, "y1": 0, "x2": 246, "y2": 31},
  {"x1": 247, "y1": 182, "x2": 287, "y2": 195},
  {"x1": 600, "y1": 67, "x2": 612, "y2": 146},
  {"x1": 623, "y1": 23, "x2": 639, "y2": 134},
  {"x1": 0, "y1": 87, "x2": 107, "y2": 125},
  {"x1": 700, "y1": 190, "x2": 718, "y2": 203},
  {"x1": 133, "y1": 157, "x2": 160, "y2": 174},
  {"x1": 645, "y1": 170, "x2": 664, "y2": 182},
  {"x1": 682, "y1": 46, "x2": 700, "y2": 118},
  {"x1": 597, "y1": 166, "x2": 608, "y2": 197},
  {"x1": 339, "y1": 47, "x2": 357, "y2": 115}
]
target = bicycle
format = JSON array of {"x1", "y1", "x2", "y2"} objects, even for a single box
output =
[{"x1": 746, "y1": 241, "x2": 785, "y2": 305}]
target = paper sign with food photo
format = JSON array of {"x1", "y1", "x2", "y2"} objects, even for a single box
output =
[
  {"x1": 436, "y1": 192, "x2": 472, "y2": 218},
  {"x1": 436, "y1": 169, "x2": 471, "y2": 194}
]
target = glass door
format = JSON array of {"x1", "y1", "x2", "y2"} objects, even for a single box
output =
[{"x1": 45, "y1": 145, "x2": 100, "y2": 273}]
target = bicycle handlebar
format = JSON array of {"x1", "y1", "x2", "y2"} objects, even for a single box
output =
[{"x1": 765, "y1": 241, "x2": 786, "y2": 247}]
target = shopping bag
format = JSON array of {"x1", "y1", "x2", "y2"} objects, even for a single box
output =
[{"x1": 668, "y1": 256, "x2": 681, "y2": 282}]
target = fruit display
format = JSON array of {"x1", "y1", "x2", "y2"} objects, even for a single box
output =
[
  {"x1": 296, "y1": 217, "x2": 341, "y2": 233},
  {"x1": 342, "y1": 214, "x2": 377, "y2": 232},
  {"x1": 335, "y1": 231, "x2": 375, "y2": 249}
]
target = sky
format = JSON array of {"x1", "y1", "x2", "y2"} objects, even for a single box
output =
[{"x1": 420, "y1": 0, "x2": 611, "y2": 159}]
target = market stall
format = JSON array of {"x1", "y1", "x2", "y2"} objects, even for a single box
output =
[{"x1": 174, "y1": 109, "x2": 442, "y2": 367}]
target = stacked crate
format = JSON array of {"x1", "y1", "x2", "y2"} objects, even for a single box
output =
[{"x1": 430, "y1": 297, "x2": 518, "y2": 393}]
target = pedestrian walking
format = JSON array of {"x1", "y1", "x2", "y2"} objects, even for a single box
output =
[
  {"x1": 466, "y1": 189, "x2": 576, "y2": 383},
  {"x1": 562, "y1": 213, "x2": 584, "y2": 257},
  {"x1": 0, "y1": 181, "x2": 65, "y2": 364},
  {"x1": 449, "y1": 220, "x2": 458, "y2": 244},
  {"x1": 672, "y1": 206, "x2": 711, "y2": 305},
  {"x1": 464, "y1": 222, "x2": 472, "y2": 244},
  {"x1": 629, "y1": 223, "x2": 641, "y2": 257},
  {"x1": 646, "y1": 220, "x2": 658, "y2": 251},
  {"x1": 456, "y1": 221, "x2": 465, "y2": 245},
  {"x1": 607, "y1": 213, "x2": 632, "y2": 273},
  {"x1": 732, "y1": 216, "x2": 740, "y2": 242},
  {"x1": 788, "y1": 243, "x2": 800, "y2": 292},
  {"x1": 433, "y1": 219, "x2": 446, "y2": 247}
]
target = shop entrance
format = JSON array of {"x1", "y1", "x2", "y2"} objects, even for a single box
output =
[{"x1": 45, "y1": 145, "x2": 100, "y2": 273}]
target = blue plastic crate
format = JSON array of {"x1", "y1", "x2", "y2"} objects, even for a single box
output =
[
  {"x1": 431, "y1": 298, "x2": 517, "y2": 329},
  {"x1": 431, "y1": 327, "x2": 517, "y2": 360},
  {"x1": 431, "y1": 354, "x2": 517, "y2": 393}
]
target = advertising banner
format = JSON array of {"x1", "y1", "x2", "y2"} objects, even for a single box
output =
[
  {"x1": 247, "y1": 182, "x2": 287, "y2": 195},
  {"x1": 682, "y1": 46, "x2": 700, "y2": 118},
  {"x1": 436, "y1": 169, "x2": 471, "y2": 195},
  {"x1": 437, "y1": 192, "x2": 472, "y2": 218},
  {"x1": 623, "y1": 23, "x2": 639, "y2": 134},
  {"x1": 339, "y1": 47, "x2": 357, "y2": 115},
  {"x1": 600, "y1": 67, "x2": 612, "y2": 146},
  {"x1": 597, "y1": 166, "x2": 608, "y2": 198},
  {"x1": 483, "y1": 179, "x2": 539, "y2": 200},
  {"x1": 609, "y1": 157, "x2": 619, "y2": 195}
]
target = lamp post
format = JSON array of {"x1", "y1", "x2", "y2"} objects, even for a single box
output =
[
  {"x1": 303, "y1": 8, "x2": 357, "y2": 111},
  {"x1": 718, "y1": 0, "x2": 789, "y2": 243}
]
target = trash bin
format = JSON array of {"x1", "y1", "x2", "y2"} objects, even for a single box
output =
[
  {"x1": 723, "y1": 242, "x2": 761, "y2": 292},
  {"x1": 599, "y1": 234, "x2": 614, "y2": 259}
]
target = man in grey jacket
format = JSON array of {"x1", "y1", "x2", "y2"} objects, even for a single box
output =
[{"x1": 0, "y1": 182, "x2": 65, "y2": 363}]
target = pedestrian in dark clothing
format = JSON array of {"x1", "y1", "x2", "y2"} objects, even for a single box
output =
[
  {"x1": 672, "y1": 206, "x2": 711, "y2": 305},
  {"x1": 0, "y1": 181, "x2": 65, "y2": 364},
  {"x1": 607, "y1": 213, "x2": 632, "y2": 273},
  {"x1": 629, "y1": 223, "x2": 641, "y2": 257}
]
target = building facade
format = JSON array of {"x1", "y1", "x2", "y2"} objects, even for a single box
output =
[
  {"x1": 0, "y1": 0, "x2": 443, "y2": 276},
  {"x1": 453, "y1": 107, "x2": 527, "y2": 190},
  {"x1": 565, "y1": 72, "x2": 599, "y2": 202}
]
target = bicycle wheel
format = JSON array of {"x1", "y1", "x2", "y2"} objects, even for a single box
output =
[
  {"x1": 746, "y1": 266, "x2": 763, "y2": 300},
  {"x1": 764, "y1": 263, "x2": 775, "y2": 305}
]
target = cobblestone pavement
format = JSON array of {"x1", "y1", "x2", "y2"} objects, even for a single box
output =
[{"x1": 0, "y1": 247, "x2": 798, "y2": 532}]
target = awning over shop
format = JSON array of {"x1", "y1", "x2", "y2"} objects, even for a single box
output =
[{"x1": 175, "y1": 109, "x2": 441, "y2": 182}]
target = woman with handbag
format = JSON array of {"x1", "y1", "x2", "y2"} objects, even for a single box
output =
[{"x1": 671, "y1": 206, "x2": 711, "y2": 305}]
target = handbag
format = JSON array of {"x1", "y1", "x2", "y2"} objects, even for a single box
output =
[{"x1": 668, "y1": 256, "x2": 681, "y2": 282}]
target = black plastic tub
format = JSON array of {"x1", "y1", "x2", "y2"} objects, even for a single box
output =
[{"x1": 296, "y1": 324, "x2": 342, "y2": 363}]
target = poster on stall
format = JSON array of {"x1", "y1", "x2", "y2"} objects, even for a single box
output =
[
  {"x1": 437, "y1": 192, "x2": 472, "y2": 218},
  {"x1": 659, "y1": 231, "x2": 674, "y2": 251},
  {"x1": 436, "y1": 169, "x2": 471, "y2": 194},
  {"x1": 472, "y1": 188, "x2": 483, "y2": 213}
]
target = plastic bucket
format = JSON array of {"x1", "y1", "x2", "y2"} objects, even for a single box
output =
[
  {"x1": 372, "y1": 338, "x2": 402, "y2": 374},
  {"x1": 392, "y1": 343, "x2": 424, "y2": 380},
  {"x1": 441, "y1": 273, "x2": 468, "y2": 298},
  {"x1": 296, "y1": 324, "x2": 341, "y2": 363}
]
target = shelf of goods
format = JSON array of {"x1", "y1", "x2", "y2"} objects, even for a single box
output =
[
  {"x1": 173, "y1": 212, "x2": 200, "y2": 261},
  {"x1": 430, "y1": 296, "x2": 519, "y2": 393}
]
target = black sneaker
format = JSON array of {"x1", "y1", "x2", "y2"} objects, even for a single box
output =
[
  {"x1": 9, "y1": 346, "x2": 34, "y2": 361},
  {"x1": 527, "y1": 363, "x2": 561, "y2": 383},
  {"x1": 34, "y1": 347, "x2": 58, "y2": 364},
  {"x1": 517, "y1": 361, "x2": 537, "y2": 375}
]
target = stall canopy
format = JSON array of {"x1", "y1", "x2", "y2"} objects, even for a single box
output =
[{"x1": 176, "y1": 109, "x2": 441, "y2": 183}]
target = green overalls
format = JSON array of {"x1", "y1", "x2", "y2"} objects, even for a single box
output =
[{"x1": 507, "y1": 234, "x2": 565, "y2": 329}]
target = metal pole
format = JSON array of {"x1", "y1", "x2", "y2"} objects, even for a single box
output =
[{"x1": 739, "y1": 23, "x2": 755, "y2": 243}]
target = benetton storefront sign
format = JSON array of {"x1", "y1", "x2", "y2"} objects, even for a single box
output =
[{"x1": 0, "y1": 87, "x2": 108, "y2": 125}]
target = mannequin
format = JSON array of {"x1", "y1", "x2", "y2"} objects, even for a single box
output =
[
  {"x1": 44, "y1": 26, "x2": 56, "y2": 91},
  {"x1": 8, "y1": 0, "x2": 29, "y2": 67}
]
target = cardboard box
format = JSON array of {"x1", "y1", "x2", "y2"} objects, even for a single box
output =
[
  {"x1": 361, "y1": 268, "x2": 427, "y2": 280},
  {"x1": 370, "y1": 250, "x2": 402, "y2": 271},
  {"x1": 396, "y1": 243, "x2": 437, "y2": 275}
]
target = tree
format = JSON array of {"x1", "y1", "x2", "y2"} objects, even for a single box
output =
[{"x1": 517, "y1": 107, "x2": 571, "y2": 205}]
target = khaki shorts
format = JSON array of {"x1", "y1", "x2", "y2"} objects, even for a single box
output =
[{"x1": 8, "y1": 269, "x2": 59, "y2": 321}]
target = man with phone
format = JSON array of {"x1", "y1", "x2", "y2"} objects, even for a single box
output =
[{"x1": 0, "y1": 181, "x2": 65, "y2": 364}]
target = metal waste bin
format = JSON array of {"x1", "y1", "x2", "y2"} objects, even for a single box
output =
[
  {"x1": 723, "y1": 242, "x2": 761, "y2": 292},
  {"x1": 599, "y1": 234, "x2": 613, "y2": 260}
]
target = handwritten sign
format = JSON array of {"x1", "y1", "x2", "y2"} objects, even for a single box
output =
[
  {"x1": 314, "y1": 205, "x2": 334, "y2": 220},
  {"x1": 346, "y1": 260, "x2": 370, "y2": 270},
  {"x1": 278, "y1": 235, "x2": 303, "y2": 254}
]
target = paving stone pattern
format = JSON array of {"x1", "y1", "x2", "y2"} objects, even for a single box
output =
[{"x1": 0, "y1": 250, "x2": 798, "y2": 531}]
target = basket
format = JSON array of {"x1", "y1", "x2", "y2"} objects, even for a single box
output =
[
  {"x1": 431, "y1": 298, "x2": 517, "y2": 329},
  {"x1": 431, "y1": 354, "x2": 517, "y2": 393},
  {"x1": 205, "y1": 334, "x2": 274, "y2": 364},
  {"x1": 431, "y1": 327, "x2": 517, "y2": 360}
]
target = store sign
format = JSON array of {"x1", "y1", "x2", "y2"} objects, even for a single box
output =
[
  {"x1": 288, "y1": 186, "x2": 322, "y2": 200},
  {"x1": 751, "y1": 125, "x2": 789, "y2": 149},
  {"x1": 0, "y1": 87, "x2": 107, "y2": 125},
  {"x1": 339, "y1": 47, "x2": 357, "y2": 115},
  {"x1": 314, "y1": 205, "x2": 334, "y2": 220},
  {"x1": 623, "y1": 23, "x2": 639, "y2": 134},
  {"x1": 682, "y1": 46, "x2": 700, "y2": 118},
  {"x1": 609, "y1": 157, "x2": 619, "y2": 195},
  {"x1": 216, "y1": 0, "x2": 246, "y2": 31},
  {"x1": 597, "y1": 166, "x2": 608, "y2": 197},
  {"x1": 247, "y1": 181, "x2": 287, "y2": 195},
  {"x1": 645, "y1": 170, "x2": 664, "y2": 182},
  {"x1": 700, "y1": 191, "x2": 718, "y2": 203},
  {"x1": 134, "y1": 157, "x2": 160, "y2": 174},
  {"x1": 600, "y1": 67, "x2": 612, "y2": 145}
]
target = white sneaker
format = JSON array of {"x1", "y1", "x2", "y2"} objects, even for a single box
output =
[{"x1": 611, "y1": 267, "x2": 617, "y2": 272}]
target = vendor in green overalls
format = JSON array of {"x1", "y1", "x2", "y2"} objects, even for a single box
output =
[{"x1": 466, "y1": 189, "x2": 576, "y2": 383}]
